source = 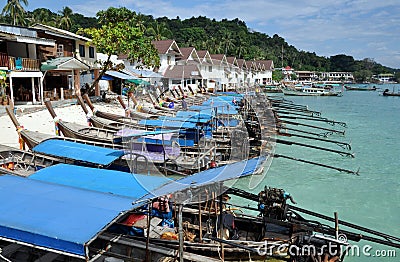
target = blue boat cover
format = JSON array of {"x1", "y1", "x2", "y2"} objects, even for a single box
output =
[
  {"x1": 116, "y1": 128, "x2": 178, "y2": 138},
  {"x1": 139, "y1": 156, "x2": 265, "y2": 200},
  {"x1": 138, "y1": 119, "x2": 198, "y2": 129},
  {"x1": 157, "y1": 116, "x2": 211, "y2": 124},
  {"x1": 0, "y1": 175, "x2": 134, "y2": 257},
  {"x1": 33, "y1": 139, "x2": 124, "y2": 165},
  {"x1": 175, "y1": 111, "x2": 213, "y2": 118},
  {"x1": 30, "y1": 164, "x2": 171, "y2": 200},
  {"x1": 189, "y1": 105, "x2": 238, "y2": 115}
]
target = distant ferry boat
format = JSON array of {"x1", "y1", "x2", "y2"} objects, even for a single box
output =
[{"x1": 282, "y1": 85, "x2": 343, "y2": 96}]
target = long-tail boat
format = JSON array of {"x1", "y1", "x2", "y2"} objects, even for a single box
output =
[{"x1": 1, "y1": 158, "x2": 397, "y2": 261}]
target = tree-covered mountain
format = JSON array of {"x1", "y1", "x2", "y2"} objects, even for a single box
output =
[{"x1": 1, "y1": 4, "x2": 399, "y2": 82}]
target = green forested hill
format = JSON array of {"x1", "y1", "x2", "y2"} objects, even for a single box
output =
[{"x1": 1, "y1": 6, "x2": 398, "y2": 82}]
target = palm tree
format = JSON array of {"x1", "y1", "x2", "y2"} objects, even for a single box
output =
[
  {"x1": 135, "y1": 13, "x2": 147, "y2": 33},
  {"x1": 221, "y1": 30, "x2": 235, "y2": 55},
  {"x1": 32, "y1": 8, "x2": 53, "y2": 24},
  {"x1": 58, "y1": 6, "x2": 72, "y2": 30},
  {"x1": 2, "y1": 0, "x2": 28, "y2": 26},
  {"x1": 145, "y1": 21, "x2": 171, "y2": 41}
]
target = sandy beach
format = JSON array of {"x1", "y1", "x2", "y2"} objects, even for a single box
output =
[{"x1": 0, "y1": 98, "x2": 127, "y2": 149}]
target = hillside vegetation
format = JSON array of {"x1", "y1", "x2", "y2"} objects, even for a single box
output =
[{"x1": 1, "y1": 6, "x2": 399, "y2": 82}]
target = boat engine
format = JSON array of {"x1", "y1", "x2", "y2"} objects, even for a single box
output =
[{"x1": 258, "y1": 186, "x2": 296, "y2": 220}]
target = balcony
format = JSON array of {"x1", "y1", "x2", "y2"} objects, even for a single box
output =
[{"x1": 0, "y1": 53, "x2": 40, "y2": 71}]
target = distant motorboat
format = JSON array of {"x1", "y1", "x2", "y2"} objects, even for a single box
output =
[
  {"x1": 345, "y1": 85, "x2": 377, "y2": 91},
  {"x1": 382, "y1": 88, "x2": 400, "y2": 96}
]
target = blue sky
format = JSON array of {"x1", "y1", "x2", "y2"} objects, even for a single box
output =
[{"x1": 18, "y1": 0, "x2": 400, "y2": 69}]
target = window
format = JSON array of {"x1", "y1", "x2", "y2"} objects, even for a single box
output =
[
  {"x1": 56, "y1": 44, "x2": 64, "y2": 57},
  {"x1": 167, "y1": 56, "x2": 171, "y2": 65},
  {"x1": 208, "y1": 66, "x2": 212, "y2": 72},
  {"x1": 79, "y1": 44, "x2": 85, "y2": 57},
  {"x1": 89, "y1": 46, "x2": 95, "y2": 58}
]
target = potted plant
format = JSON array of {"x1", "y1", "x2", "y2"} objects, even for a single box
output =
[{"x1": 0, "y1": 71, "x2": 8, "y2": 105}]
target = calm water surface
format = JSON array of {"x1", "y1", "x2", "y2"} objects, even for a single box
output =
[{"x1": 235, "y1": 84, "x2": 400, "y2": 261}]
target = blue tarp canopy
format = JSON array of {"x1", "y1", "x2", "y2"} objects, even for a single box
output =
[
  {"x1": 138, "y1": 119, "x2": 198, "y2": 129},
  {"x1": 0, "y1": 175, "x2": 134, "y2": 257},
  {"x1": 33, "y1": 139, "x2": 124, "y2": 165},
  {"x1": 30, "y1": 164, "x2": 171, "y2": 200},
  {"x1": 139, "y1": 156, "x2": 266, "y2": 201}
]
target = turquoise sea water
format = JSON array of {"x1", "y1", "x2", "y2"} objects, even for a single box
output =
[{"x1": 236, "y1": 84, "x2": 400, "y2": 261}]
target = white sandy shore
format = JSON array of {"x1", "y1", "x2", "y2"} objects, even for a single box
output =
[{"x1": 0, "y1": 98, "x2": 128, "y2": 149}]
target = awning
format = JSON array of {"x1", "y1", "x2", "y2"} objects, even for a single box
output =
[
  {"x1": 32, "y1": 139, "x2": 124, "y2": 165},
  {"x1": 30, "y1": 164, "x2": 171, "y2": 200},
  {"x1": 9, "y1": 71, "x2": 43, "y2": 78},
  {"x1": 126, "y1": 78, "x2": 150, "y2": 85},
  {"x1": 105, "y1": 70, "x2": 137, "y2": 80},
  {"x1": 0, "y1": 175, "x2": 134, "y2": 257},
  {"x1": 94, "y1": 74, "x2": 114, "y2": 80},
  {"x1": 16, "y1": 35, "x2": 55, "y2": 46},
  {"x1": 41, "y1": 57, "x2": 90, "y2": 71},
  {"x1": 126, "y1": 67, "x2": 163, "y2": 78}
]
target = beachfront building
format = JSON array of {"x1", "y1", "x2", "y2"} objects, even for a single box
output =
[
  {"x1": 236, "y1": 59, "x2": 248, "y2": 86},
  {"x1": 245, "y1": 60, "x2": 258, "y2": 85},
  {"x1": 196, "y1": 50, "x2": 215, "y2": 91},
  {"x1": 295, "y1": 71, "x2": 317, "y2": 83},
  {"x1": 254, "y1": 60, "x2": 274, "y2": 85},
  {"x1": 123, "y1": 39, "x2": 276, "y2": 93},
  {"x1": 226, "y1": 56, "x2": 240, "y2": 90},
  {"x1": 281, "y1": 66, "x2": 295, "y2": 82},
  {"x1": 172, "y1": 47, "x2": 203, "y2": 92},
  {"x1": 374, "y1": 73, "x2": 395, "y2": 83},
  {"x1": 152, "y1": 40, "x2": 182, "y2": 88},
  {"x1": 319, "y1": 71, "x2": 354, "y2": 82},
  {"x1": 32, "y1": 24, "x2": 97, "y2": 98},
  {"x1": 0, "y1": 24, "x2": 52, "y2": 105},
  {"x1": 209, "y1": 54, "x2": 229, "y2": 92}
]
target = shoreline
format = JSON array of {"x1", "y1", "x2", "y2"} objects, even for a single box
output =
[{"x1": 0, "y1": 98, "x2": 127, "y2": 149}]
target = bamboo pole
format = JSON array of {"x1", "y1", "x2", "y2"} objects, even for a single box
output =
[{"x1": 273, "y1": 153, "x2": 358, "y2": 175}]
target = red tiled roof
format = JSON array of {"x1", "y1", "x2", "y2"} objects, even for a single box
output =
[
  {"x1": 210, "y1": 54, "x2": 225, "y2": 61},
  {"x1": 236, "y1": 59, "x2": 247, "y2": 68},
  {"x1": 178, "y1": 47, "x2": 196, "y2": 60},
  {"x1": 196, "y1": 50, "x2": 208, "y2": 58}
]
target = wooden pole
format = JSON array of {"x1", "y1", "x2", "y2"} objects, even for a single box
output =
[
  {"x1": 178, "y1": 204, "x2": 184, "y2": 262},
  {"x1": 198, "y1": 193, "x2": 203, "y2": 242},
  {"x1": 145, "y1": 202, "x2": 152, "y2": 262},
  {"x1": 218, "y1": 193, "x2": 224, "y2": 261}
]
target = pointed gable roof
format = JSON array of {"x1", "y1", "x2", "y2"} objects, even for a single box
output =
[
  {"x1": 236, "y1": 59, "x2": 247, "y2": 70},
  {"x1": 245, "y1": 60, "x2": 257, "y2": 71},
  {"x1": 226, "y1": 56, "x2": 239, "y2": 67},
  {"x1": 210, "y1": 54, "x2": 228, "y2": 66},
  {"x1": 197, "y1": 50, "x2": 213, "y2": 65},
  {"x1": 178, "y1": 47, "x2": 201, "y2": 63},
  {"x1": 152, "y1": 39, "x2": 182, "y2": 56}
]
